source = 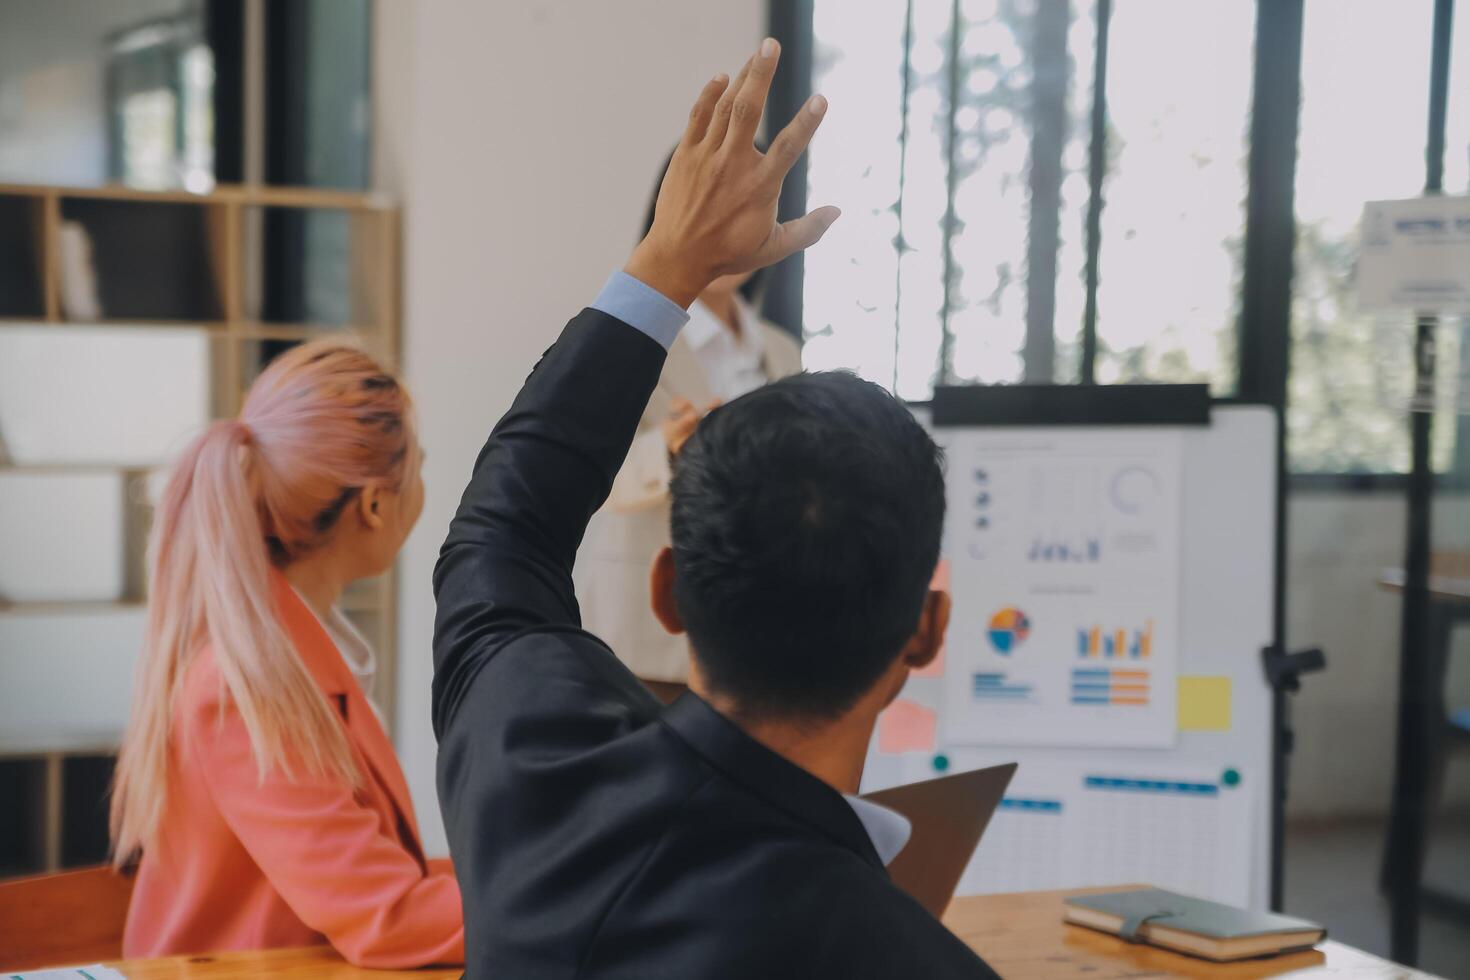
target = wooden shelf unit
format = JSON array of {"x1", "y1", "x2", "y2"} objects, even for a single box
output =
[
  {"x1": 0, "y1": 181, "x2": 400, "y2": 399},
  {"x1": 0, "y1": 182, "x2": 401, "y2": 876}
]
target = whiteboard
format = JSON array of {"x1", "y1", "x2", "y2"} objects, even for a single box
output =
[{"x1": 864, "y1": 406, "x2": 1277, "y2": 908}]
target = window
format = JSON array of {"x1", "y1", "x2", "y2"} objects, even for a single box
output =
[
  {"x1": 803, "y1": 0, "x2": 1098, "y2": 400},
  {"x1": 797, "y1": 0, "x2": 1470, "y2": 477},
  {"x1": 1287, "y1": 0, "x2": 1464, "y2": 474},
  {"x1": 261, "y1": 0, "x2": 372, "y2": 327},
  {"x1": 1090, "y1": 0, "x2": 1252, "y2": 392},
  {"x1": 801, "y1": 0, "x2": 1253, "y2": 401},
  {"x1": 107, "y1": 13, "x2": 215, "y2": 192}
]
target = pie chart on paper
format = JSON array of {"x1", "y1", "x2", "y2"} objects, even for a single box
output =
[{"x1": 987, "y1": 607, "x2": 1031, "y2": 655}]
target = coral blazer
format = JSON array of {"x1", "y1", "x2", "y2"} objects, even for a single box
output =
[{"x1": 122, "y1": 573, "x2": 464, "y2": 967}]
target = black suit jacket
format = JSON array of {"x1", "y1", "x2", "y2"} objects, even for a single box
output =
[{"x1": 432, "y1": 308, "x2": 999, "y2": 978}]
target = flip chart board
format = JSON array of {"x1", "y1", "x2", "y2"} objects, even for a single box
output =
[{"x1": 865, "y1": 404, "x2": 1276, "y2": 909}]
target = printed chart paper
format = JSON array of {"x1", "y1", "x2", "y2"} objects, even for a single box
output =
[{"x1": 940, "y1": 429, "x2": 1184, "y2": 748}]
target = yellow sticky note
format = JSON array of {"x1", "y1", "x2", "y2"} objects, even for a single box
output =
[{"x1": 1178, "y1": 676, "x2": 1232, "y2": 731}]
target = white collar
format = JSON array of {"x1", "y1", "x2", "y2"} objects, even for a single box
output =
[
  {"x1": 289, "y1": 585, "x2": 377, "y2": 693},
  {"x1": 684, "y1": 295, "x2": 762, "y2": 352},
  {"x1": 843, "y1": 793, "x2": 913, "y2": 866}
]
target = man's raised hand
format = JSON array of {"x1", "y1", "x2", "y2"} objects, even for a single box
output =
[{"x1": 625, "y1": 38, "x2": 840, "y2": 308}]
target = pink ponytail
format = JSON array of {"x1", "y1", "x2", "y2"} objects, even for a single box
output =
[{"x1": 112, "y1": 341, "x2": 416, "y2": 865}]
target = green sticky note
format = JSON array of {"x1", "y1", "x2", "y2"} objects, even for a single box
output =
[{"x1": 1178, "y1": 676, "x2": 1232, "y2": 732}]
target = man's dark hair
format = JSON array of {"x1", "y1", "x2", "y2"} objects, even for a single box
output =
[{"x1": 670, "y1": 371, "x2": 946, "y2": 720}]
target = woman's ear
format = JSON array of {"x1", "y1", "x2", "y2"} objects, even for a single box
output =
[
  {"x1": 649, "y1": 547, "x2": 686, "y2": 636},
  {"x1": 358, "y1": 485, "x2": 386, "y2": 530},
  {"x1": 902, "y1": 589, "x2": 951, "y2": 671}
]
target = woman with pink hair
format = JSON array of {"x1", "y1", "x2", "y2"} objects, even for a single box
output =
[{"x1": 110, "y1": 341, "x2": 463, "y2": 967}]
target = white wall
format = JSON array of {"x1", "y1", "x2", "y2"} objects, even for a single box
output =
[
  {"x1": 0, "y1": 0, "x2": 185, "y2": 185},
  {"x1": 375, "y1": 0, "x2": 765, "y2": 855}
]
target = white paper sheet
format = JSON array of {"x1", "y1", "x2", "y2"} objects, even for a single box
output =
[
  {"x1": 1359, "y1": 196, "x2": 1470, "y2": 313},
  {"x1": 939, "y1": 429, "x2": 1184, "y2": 748}
]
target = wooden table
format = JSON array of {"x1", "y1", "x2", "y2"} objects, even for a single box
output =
[
  {"x1": 943, "y1": 886, "x2": 1442, "y2": 979},
  {"x1": 98, "y1": 945, "x2": 460, "y2": 979},
  {"x1": 93, "y1": 886, "x2": 1441, "y2": 979}
]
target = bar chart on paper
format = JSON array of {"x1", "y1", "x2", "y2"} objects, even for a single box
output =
[
  {"x1": 943, "y1": 431, "x2": 1184, "y2": 749},
  {"x1": 1075, "y1": 621, "x2": 1153, "y2": 659}
]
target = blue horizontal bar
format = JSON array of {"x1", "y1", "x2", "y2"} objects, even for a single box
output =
[
  {"x1": 1071, "y1": 669, "x2": 1112, "y2": 678},
  {"x1": 1083, "y1": 776, "x2": 1219, "y2": 796},
  {"x1": 999, "y1": 798, "x2": 1063, "y2": 813},
  {"x1": 1070, "y1": 696, "x2": 1110, "y2": 704}
]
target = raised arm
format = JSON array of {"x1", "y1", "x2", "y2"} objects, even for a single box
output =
[{"x1": 431, "y1": 40, "x2": 837, "y2": 736}]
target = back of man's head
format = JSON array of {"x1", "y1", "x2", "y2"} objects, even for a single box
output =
[{"x1": 670, "y1": 371, "x2": 946, "y2": 721}]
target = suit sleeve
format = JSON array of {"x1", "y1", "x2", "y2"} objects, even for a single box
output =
[
  {"x1": 185, "y1": 693, "x2": 464, "y2": 968},
  {"x1": 431, "y1": 308, "x2": 669, "y2": 738}
]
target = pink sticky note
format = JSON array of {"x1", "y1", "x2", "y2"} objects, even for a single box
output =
[
  {"x1": 913, "y1": 559, "x2": 950, "y2": 678},
  {"x1": 878, "y1": 698, "x2": 938, "y2": 754}
]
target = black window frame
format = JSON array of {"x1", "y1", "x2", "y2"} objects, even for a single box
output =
[{"x1": 771, "y1": 0, "x2": 1462, "y2": 489}]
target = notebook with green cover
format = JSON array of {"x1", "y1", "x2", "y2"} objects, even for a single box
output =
[{"x1": 1063, "y1": 888, "x2": 1326, "y2": 962}]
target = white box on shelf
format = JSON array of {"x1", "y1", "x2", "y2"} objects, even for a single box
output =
[
  {"x1": 0, "y1": 607, "x2": 145, "y2": 753},
  {"x1": 0, "y1": 325, "x2": 210, "y2": 466},
  {"x1": 0, "y1": 470, "x2": 126, "y2": 603}
]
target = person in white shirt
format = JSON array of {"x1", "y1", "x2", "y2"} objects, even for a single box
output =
[{"x1": 575, "y1": 151, "x2": 802, "y2": 689}]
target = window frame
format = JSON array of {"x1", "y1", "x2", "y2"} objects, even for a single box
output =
[{"x1": 772, "y1": 0, "x2": 1462, "y2": 486}]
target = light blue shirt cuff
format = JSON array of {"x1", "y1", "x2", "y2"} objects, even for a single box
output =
[{"x1": 590, "y1": 271, "x2": 690, "y2": 351}]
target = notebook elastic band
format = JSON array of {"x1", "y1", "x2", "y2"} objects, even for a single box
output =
[{"x1": 1118, "y1": 910, "x2": 1173, "y2": 943}]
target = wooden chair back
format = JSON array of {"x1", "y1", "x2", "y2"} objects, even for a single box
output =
[{"x1": 0, "y1": 865, "x2": 134, "y2": 971}]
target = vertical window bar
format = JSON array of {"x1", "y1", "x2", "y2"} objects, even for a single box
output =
[
  {"x1": 1235, "y1": 0, "x2": 1302, "y2": 914},
  {"x1": 1425, "y1": 0, "x2": 1453, "y2": 197},
  {"x1": 206, "y1": 0, "x2": 245, "y2": 184},
  {"x1": 892, "y1": 0, "x2": 917, "y2": 393},
  {"x1": 937, "y1": 0, "x2": 965, "y2": 384},
  {"x1": 764, "y1": 0, "x2": 815, "y2": 336},
  {"x1": 1388, "y1": 0, "x2": 1454, "y2": 966},
  {"x1": 1079, "y1": 0, "x2": 1111, "y2": 384},
  {"x1": 1022, "y1": 0, "x2": 1070, "y2": 384},
  {"x1": 1236, "y1": 0, "x2": 1302, "y2": 408}
]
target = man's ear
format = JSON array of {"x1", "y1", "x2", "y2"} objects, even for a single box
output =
[
  {"x1": 357, "y1": 484, "x2": 385, "y2": 530},
  {"x1": 901, "y1": 589, "x2": 951, "y2": 671},
  {"x1": 649, "y1": 546, "x2": 686, "y2": 636}
]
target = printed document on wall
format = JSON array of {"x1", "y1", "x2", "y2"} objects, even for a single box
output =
[
  {"x1": 940, "y1": 428, "x2": 1184, "y2": 748},
  {"x1": 1358, "y1": 196, "x2": 1470, "y2": 313}
]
